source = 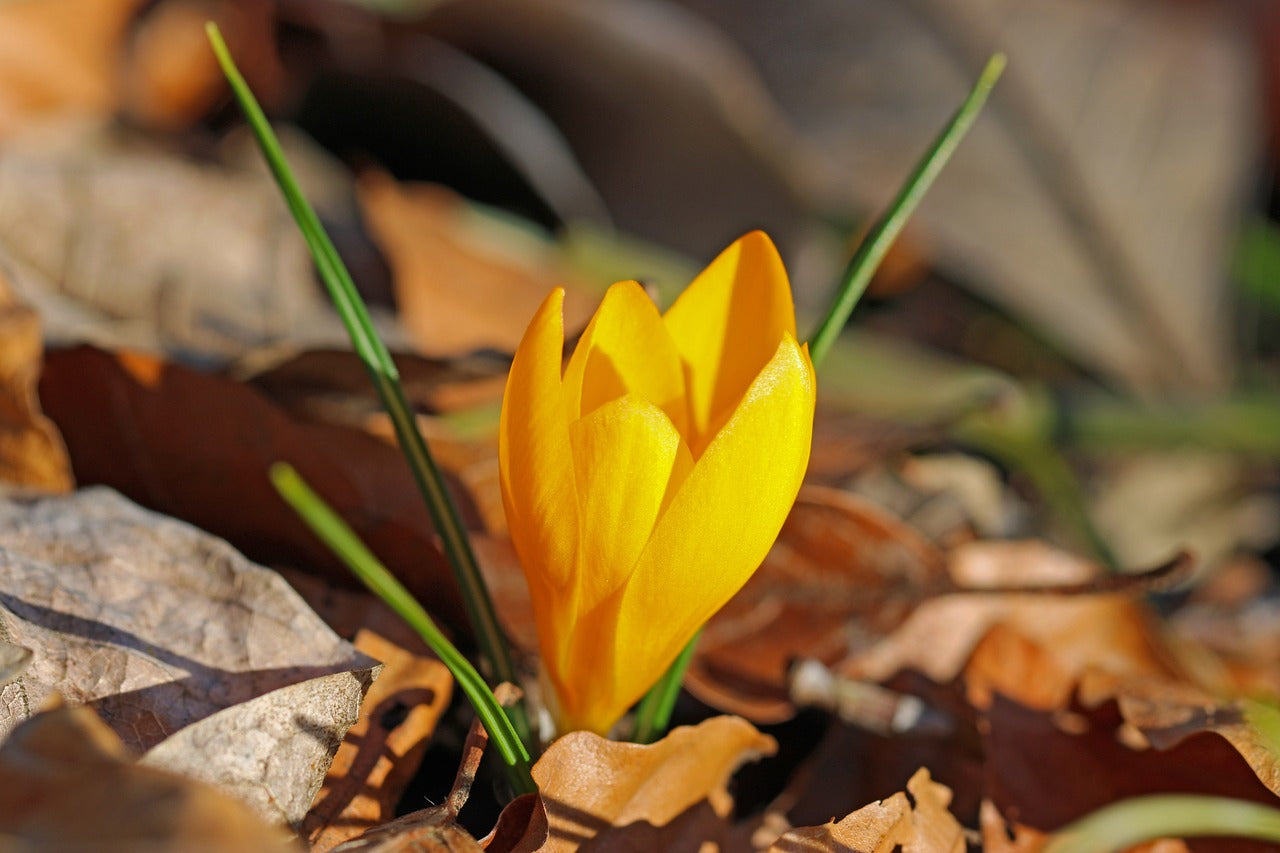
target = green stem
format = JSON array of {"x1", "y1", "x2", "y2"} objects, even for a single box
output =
[
  {"x1": 632, "y1": 630, "x2": 700, "y2": 744},
  {"x1": 206, "y1": 23, "x2": 530, "y2": 749},
  {"x1": 807, "y1": 53, "x2": 1006, "y2": 369},
  {"x1": 270, "y1": 463, "x2": 535, "y2": 795},
  {"x1": 1042, "y1": 795, "x2": 1280, "y2": 853}
]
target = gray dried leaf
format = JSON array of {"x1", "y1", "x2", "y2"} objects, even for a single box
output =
[
  {"x1": 0, "y1": 487, "x2": 379, "y2": 826},
  {"x1": 0, "y1": 125, "x2": 404, "y2": 363},
  {"x1": 677, "y1": 0, "x2": 1256, "y2": 392}
]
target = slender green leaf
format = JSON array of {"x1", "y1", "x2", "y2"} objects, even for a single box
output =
[
  {"x1": 1043, "y1": 795, "x2": 1280, "y2": 853},
  {"x1": 206, "y1": 23, "x2": 530, "y2": 749},
  {"x1": 270, "y1": 463, "x2": 535, "y2": 795},
  {"x1": 808, "y1": 53, "x2": 1006, "y2": 369}
]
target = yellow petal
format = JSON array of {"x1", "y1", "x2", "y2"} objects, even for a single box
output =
[
  {"x1": 499, "y1": 288, "x2": 578, "y2": 591},
  {"x1": 562, "y1": 280, "x2": 686, "y2": 433},
  {"x1": 614, "y1": 333, "x2": 815, "y2": 701},
  {"x1": 567, "y1": 394, "x2": 682, "y2": 613},
  {"x1": 662, "y1": 231, "x2": 797, "y2": 452}
]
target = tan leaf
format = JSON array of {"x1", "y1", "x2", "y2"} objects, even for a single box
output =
[
  {"x1": 0, "y1": 701, "x2": 297, "y2": 850},
  {"x1": 0, "y1": 0, "x2": 143, "y2": 137},
  {"x1": 304, "y1": 629, "x2": 454, "y2": 852},
  {"x1": 769, "y1": 768, "x2": 964, "y2": 853},
  {"x1": 0, "y1": 487, "x2": 378, "y2": 825},
  {"x1": 0, "y1": 271, "x2": 71, "y2": 492},
  {"x1": 488, "y1": 716, "x2": 775, "y2": 852},
  {"x1": 845, "y1": 541, "x2": 1183, "y2": 689},
  {"x1": 358, "y1": 172, "x2": 596, "y2": 356}
]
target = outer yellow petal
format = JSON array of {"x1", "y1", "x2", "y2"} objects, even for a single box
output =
[
  {"x1": 562, "y1": 280, "x2": 686, "y2": 433},
  {"x1": 499, "y1": 288, "x2": 578, "y2": 592},
  {"x1": 613, "y1": 333, "x2": 815, "y2": 708},
  {"x1": 662, "y1": 231, "x2": 797, "y2": 452}
]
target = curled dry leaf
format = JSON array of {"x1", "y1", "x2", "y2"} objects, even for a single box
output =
[
  {"x1": 0, "y1": 134, "x2": 361, "y2": 362},
  {"x1": 38, "y1": 345, "x2": 475, "y2": 633},
  {"x1": 488, "y1": 716, "x2": 776, "y2": 852},
  {"x1": 685, "y1": 484, "x2": 947, "y2": 723},
  {"x1": 0, "y1": 0, "x2": 143, "y2": 137},
  {"x1": 0, "y1": 487, "x2": 378, "y2": 825},
  {"x1": 843, "y1": 540, "x2": 1185, "y2": 691},
  {"x1": 984, "y1": 693, "x2": 1280, "y2": 840},
  {"x1": 358, "y1": 172, "x2": 597, "y2": 357},
  {"x1": 0, "y1": 701, "x2": 297, "y2": 851},
  {"x1": 303, "y1": 629, "x2": 454, "y2": 852},
  {"x1": 768, "y1": 767, "x2": 964, "y2": 853},
  {"x1": 0, "y1": 269, "x2": 71, "y2": 493}
]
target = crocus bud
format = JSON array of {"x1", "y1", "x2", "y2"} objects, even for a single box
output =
[{"x1": 499, "y1": 231, "x2": 815, "y2": 735}]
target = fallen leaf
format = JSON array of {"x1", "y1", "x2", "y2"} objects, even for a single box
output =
[
  {"x1": 676, "y1": 0, "x2": 1257, "y2": 392},
  {"x1": 488, "y1": 715, "x2": 776, "y2": 852},
  {"x1": 304, "y1": 629, "x2": 454, "y2": 851},
  {"x1": 0, "y1": 487, "x2": 378, "y2": 825},
  {"x1": 357, "y1": 172, "x2": 597, "y2": 356},
  {"x1": 768, "y1": 767, "x2": 965, "y2": 853},
  {"x1": 0, "y1": 700, "x2": 297, "y2": 850},
  {"x1": 121, "y1": 0, "x2": 282, "y2": 132},
  {"x1": 0, "y1": 269, "x2": 71, "y2": 492},
  {"x1": 38, "y1": 345, "x2": 474, "y2": 633},
  {"x1": 0, "y1": 130, "x2": 373, "y2": 362},
  {"x1": 843, "y1": 541, "x2": 1184, "y2": 690},
  {"x1": 984, "y1": 693, "x2": 1280, "y2": 844},
  {"x1": 0, "y1": 0, "x2": 144, "y2": 137}
]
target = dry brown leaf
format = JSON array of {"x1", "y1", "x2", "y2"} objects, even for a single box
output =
[
  {"x1": 121, "y1": 0, "x2": 281, "y2": 131},
  {"x1": 0, "y1": 487, "x2": 377, "y2": 825},
  {"x1": 0, "y1": 131, "x2": 369, "y2": 362},
  {"x1": 686, "y1": 484, "x2": 947, "y2": 723},
  {"x1": 37, "y1": 345, "x2": 475, "y2": 633},
  {"x1": 0, "y1": 270, "x2": 71, "y2": 492},
  {"x1": 843, "y1": 541, "x2": 1184, "y2": 690},
  {"x1": 304, "y1": 629, "x2": 454, "y2": 852},
  {"x1": 488, "y1": 716, "x2": 776, "y2": 852},
  {"x1": 768, "y1": 768, "x2": 964, "y2": 853},
  {"x1": 0, "y1": 0, "x2": 144, "y2": 137},
  {"x1": 0, "y1": 700, "x2": 298, "y2": 850},
  {"x1": 358, "y1": 172, "x2": 597, "y2": 356},
  {"x1": 984, "y1": 693, "x2": 1280, "y2": 841}
]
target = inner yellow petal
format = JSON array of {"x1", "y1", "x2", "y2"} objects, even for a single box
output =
[
  {"x1": 662, "y1": 231, "x2": 797, "y2": 454},
  {"x1": 567, "y1": 394, "x2": 682, "y2": 613},
  {"x1": 562, "y1": 280, "x2": 687, "y2": 435}
]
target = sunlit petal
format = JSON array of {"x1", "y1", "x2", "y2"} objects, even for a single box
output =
[
  {"x1": 662, "y1": 231, "x2": 797, "y2": 451},
  {"x1": 499, "y1": 288, "x2": 578, "y2": 590}
]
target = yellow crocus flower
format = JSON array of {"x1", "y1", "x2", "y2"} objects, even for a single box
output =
[{"x1": 498, "y1": 231, "x2": 816, "y2": 736}]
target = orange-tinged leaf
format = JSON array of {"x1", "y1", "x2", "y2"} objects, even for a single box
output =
[
  {"x1": 488, "y1": 715, "x2": 776, "y2": 852},
  {"x1": 768, "y1": 768, "x2": 964, "y2": 853},
  {"x1": 0, "y1": 273, "x2": 71, "y2": 492},
  {"x1": 358, "y1": 172, "x2": 595, "y2": 356}
]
